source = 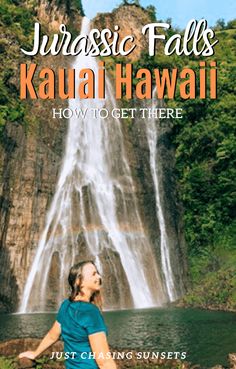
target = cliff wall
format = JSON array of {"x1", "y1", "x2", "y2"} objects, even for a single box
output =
[{"x1": 0, "y1": 2, "x2": 187, "y2": 312}]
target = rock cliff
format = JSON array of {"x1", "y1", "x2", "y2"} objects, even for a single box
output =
[
  {"x1": 0, "y1": 0, "x2": 83, "y2": 312},
  {"x1": 0, "y1": 2, "x2": 187, "y2": 313}
]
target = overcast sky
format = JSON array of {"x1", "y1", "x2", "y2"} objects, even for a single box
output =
[{"x1": 82, "y1": 0, "x2": 236, "y2": 28}]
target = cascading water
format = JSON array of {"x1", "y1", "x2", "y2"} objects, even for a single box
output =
[
  {"x1": 19, "y1": 18, "x2": 168, "y2": 313},
  {"x1": 145, "y1": 97, "x2": 177, "y2": 301}
]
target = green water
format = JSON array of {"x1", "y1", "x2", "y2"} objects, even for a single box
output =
[{"x1": 0, "y1": 307, "x2": 235, "y2": 368}]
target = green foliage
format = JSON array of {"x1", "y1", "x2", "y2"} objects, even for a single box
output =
[
  {"x1": 122, "y1": 0, "x2": 141, "y2": 5},
  {"x1": 182, "y1": 221, "x2": 236, "y2": 310},
  {"x1": 171, "y1": 31, "x2": 236, "y2": 255},
  {"x1": 169, "y1": 28, "x2": 236, "y2": 309},
  {"x1": 227, "y1": 19, "x2": 236, "y2": 29},
  {"x1": 56, "y1": 0, "x2": 85, "y2": 15},
  {"x1": 0, "y1": 0, "x2": 35, "y2": 41},
  {"x1": 0, "y1": 357, "x2": 15, "y2": 369},
  {"x1": 183, "y1": 262, "x2": 236, "y2": 310},
  {"x1": 73, "y1": 0, "x2": 84, "y2": 15},
  {"x1": 146, "y1": 5, "x2": 156, "y2": 22},
  {"x1": 0, "y1": 0, "x2": 37, "y2": 140},
  {"x1": 214, "y1": 18, "x2": 226, "y2": 30}
]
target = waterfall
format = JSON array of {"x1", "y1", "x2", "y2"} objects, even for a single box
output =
[
  {"x1": 19, "y1": 18, "x2": 168, "y2": 313},
  {"x1": 145, "y1": 97, "x2": 177, "y2": 301}
]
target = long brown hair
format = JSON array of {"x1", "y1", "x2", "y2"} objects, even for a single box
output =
[{"x1": 68, "y1": 260, "x2": 103, "y2": 310}]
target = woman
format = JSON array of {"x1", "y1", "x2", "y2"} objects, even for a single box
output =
[{"x1": 19, "y1": 260, "x2": 117, "y2": 369}]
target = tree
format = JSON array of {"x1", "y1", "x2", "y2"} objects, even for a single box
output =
[
  {"x1": 122, "y1": 0, "x2": 140, "y2": 5},
  {"x1": 146, "y1": 5, "x2": 156, "y2": 22},
  {"x1": 215, "y1": 18, "x2": 226, "y2": 30},
  {"x1": 227, "y1": 19, "x2": 236, "y2": 29}
]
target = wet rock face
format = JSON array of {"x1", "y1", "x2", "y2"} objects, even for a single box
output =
[
  {"x1": 92, "y1": 6, "x2": 188, "y2": 298},
  {"x1": 0, "y1": 124, "x2": 25, "y2": 312},
  {"x1": 122, "y1": 105, "x2": 188, "y2": 298},
  {"x1": 99, "y1": 246, "x2": 134, "y2": 309},
  {"x1": 0, "y1": 0, "x2": 85, "y2": 313},
  {"x1": 0, "y1": 4, "x2": 187, "y2": 312},
  {"x1": 0, "y1": 98, "x2": 68, "y2": 312},
  {"x1": 65, "y1": 244, "x2": 134, "y2": 310},
  {"x1": 0, "y1": 1, "x2": 78, "y2": 311}
]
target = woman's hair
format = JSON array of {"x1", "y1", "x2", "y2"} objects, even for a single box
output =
[{"x1": 68, "y1": 260, "x2": 103, "y2": 310}]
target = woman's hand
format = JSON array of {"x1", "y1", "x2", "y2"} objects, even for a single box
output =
[
  {"x1": 19, "y1": 351, "x2": 37, "y2": 360},
  {"x1": 18, "y1": 321, "x2": 61, "y2": 360}
]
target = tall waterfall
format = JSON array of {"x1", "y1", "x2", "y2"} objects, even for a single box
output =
[
  {"x1": 19, "y1": 18, "x2": 170, "y2": 313},
  {"x1": 145, "y1": 97, "x2": 177, "y2": 301}
]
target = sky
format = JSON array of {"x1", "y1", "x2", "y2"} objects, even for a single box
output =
[{"x1": 82, "y1": 0, "x2": 236, "y2": 29}]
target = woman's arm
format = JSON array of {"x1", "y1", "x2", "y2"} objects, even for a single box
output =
[
  {"x1": 19, "y1": 321, "x2": 61, "y2": 360},
  {"x1": 89, "y1": 332, "x2": 117, "y2": 369}
]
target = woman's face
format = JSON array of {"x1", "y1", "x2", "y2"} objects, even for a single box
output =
[{"x1": 80, "y1": 263, "x2": 102, "y2": 292}]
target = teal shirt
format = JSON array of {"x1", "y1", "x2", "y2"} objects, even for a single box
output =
[{"x1": 56, "y1": 299, "x2": 108, "y2": 369}]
